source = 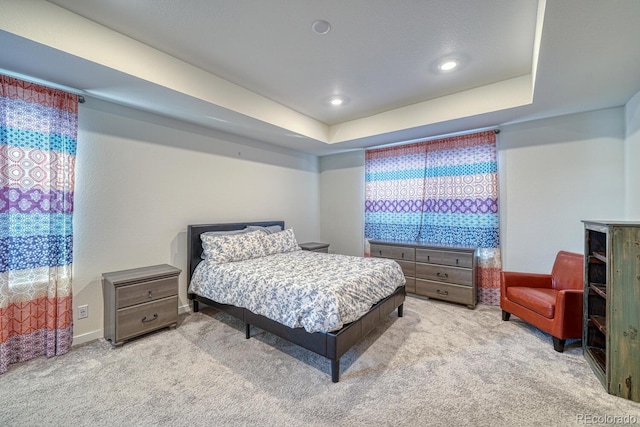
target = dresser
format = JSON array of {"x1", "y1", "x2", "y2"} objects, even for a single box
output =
[
  {"x1": 103, "y1": 264, "x2": 181, "y2": 347},
  {"x1": 369, "y1": 241, "x2": 477, "y2": 308}
]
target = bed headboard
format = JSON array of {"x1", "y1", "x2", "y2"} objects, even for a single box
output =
[{"x1": 186, "y1": 221, "x2": 285, "y2": 286}]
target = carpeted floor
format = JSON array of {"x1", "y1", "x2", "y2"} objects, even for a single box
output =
[{"x1": 1, "y1": 296, "x2": 639, "y2": 427}]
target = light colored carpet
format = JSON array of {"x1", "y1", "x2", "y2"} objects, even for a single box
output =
[{"x1": 1, "y1": 296, "x2": 639, "y2": 427}]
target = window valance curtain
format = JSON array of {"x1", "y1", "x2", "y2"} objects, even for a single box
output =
[
  {"x1": 0, "y1": 75, "x2": 78, "y2": 374},
  {"x1": 365, "y1": 130, "x2": 501, "y2": 305}
]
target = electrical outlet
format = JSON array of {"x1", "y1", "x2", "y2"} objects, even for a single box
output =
[{"x1": 78, "y1": 305, "x2": 88, "y2": 319}]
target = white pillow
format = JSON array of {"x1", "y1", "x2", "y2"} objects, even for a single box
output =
[
  {"x1": 262, "y1": 228, "x2": 301, "y2": 256},
  {"x1": 201, "y1": 230, "x2": 267, "y2": 263}
]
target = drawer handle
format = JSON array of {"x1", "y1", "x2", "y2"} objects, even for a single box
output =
[
  {"x1": 456, "y1": 259, "x2": 459, "y2": 265},
  {"x1": 437, "y1": 289, "x2": 449, "y2": 296},
  {"x1": 401, "y1": 252, "x2": 405, "y2": 259},
  {"x1": 378, "y1": 250, "x2": 383, "y2": 256},
  {"x1": 148, "y1": 290, "x2": 153, "y2": 298},
  {"x1": 436, "y1": 272, "x2": 449, "y2": 278},
  {"x1": 141, "y1": 313, "x2": 158, "y2": 323}
]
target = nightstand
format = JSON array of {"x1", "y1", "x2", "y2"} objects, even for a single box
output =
[
  {"x1": 103, "y1": 264, "x2": 181, "y2": 347},
  {"x1": 299, "y1": 242, "x2": 330, "y2": 253}
]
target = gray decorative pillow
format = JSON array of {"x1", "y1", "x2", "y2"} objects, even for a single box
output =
[
  {"x1": 262, "y1": 228, "x2": 301, "y2": 256},
  {"x1": 245, "y1": 225, "x2": 283, "y2": 234},
  {"x1": 201, "y1": 230, "x2": 267, "y2": 263},
  {"x1": 202, "y1": 229, "x2": 248, "y2": 237}
]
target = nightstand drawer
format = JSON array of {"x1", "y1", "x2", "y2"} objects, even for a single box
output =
[
  {"x1": 116, "y1": 276, "x2": 178, "y2": 309},
  {"x1": 116, "y1": 296, "x2": 178, "y2": 341},
  {"x1": 415, "y1": 279, "x2": 473, "y2": 304},
  {"x1": 415, "y1": 264, "x2": 472, "y2": 286}
]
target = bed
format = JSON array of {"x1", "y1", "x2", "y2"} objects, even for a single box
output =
[{"x1": 187, "y1": 221, "x2": 406, "y2": 382}]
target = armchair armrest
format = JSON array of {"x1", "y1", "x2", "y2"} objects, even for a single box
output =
[
  {"x1": 553, "y1": 289, "x2": 584, "y2": 338},
  {"x1": 501, "y1": 271, "x2": 553, "y2": 290}
]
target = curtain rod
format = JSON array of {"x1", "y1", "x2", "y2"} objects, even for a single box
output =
[
  {"x1": 1, "y1": 68, "x2": 86, "y2": 103},
  {"x1": 369, "y1": 126, "x2": 501, "y2": 150}
]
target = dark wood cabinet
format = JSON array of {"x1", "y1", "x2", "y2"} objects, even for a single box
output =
[
  {"x1": 103, "y1": 264, "x2": 181, "y2": 347},
  {"x1": 370, "y1": 241, "x2": 477, "y2": 308},
  {"x1": 583, "y1": 221, "x2": 640, "y2": 402}
]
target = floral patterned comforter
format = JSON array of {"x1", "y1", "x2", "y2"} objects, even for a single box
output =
[{"x1": 189, "y1": 251, "x2": 405, "y2": 333}]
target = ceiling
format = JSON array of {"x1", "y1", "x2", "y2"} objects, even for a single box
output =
[{"x1": 1, "y1": 0, "x2": 639, "y2": 155}]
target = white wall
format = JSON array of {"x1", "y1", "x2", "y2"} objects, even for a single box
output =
[
  {"x1": 625, "y1": 90, "x2": 640, "y2": 217},
  {"x1": 319, "y1": 108, "x2": 626, "y2": 276},
  {"x1": 498, "y1": 108, "x2": 625, "y2": 272},
  {"x1": 72, "y1": 99, "x2": 320, "y2": 344},
  {"x1": 319, "y1": 151, "x2": 365, "y2": 256}
]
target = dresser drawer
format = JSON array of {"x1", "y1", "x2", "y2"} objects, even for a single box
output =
[
  {"x1": 116, "y1": 276, "x2": 178, "y2": 309},
  {"x1": 397, "y1": 260, "x2": 415, "y2": 277},
  {"x1": 116, "y1": 296, "x2": 178, "y2": 341},
  {"x1": 440, "y1": 251, "x2": 474, "y2": 268},
  {"x1": 370, "y1": 244, "x2": 415, "y2": 261},
  {"x1": 404, "y1": 277, "x2": 416, "y2": 294},
  {"x1": 416, "y1": 248, "x2": 442, "y2": 264},
  {"x1": 415, "y1": 279, "x2": 474, "y2": 305},
  {"x1": 415, "y1": 263, "x2": 473, "y2": 286}
]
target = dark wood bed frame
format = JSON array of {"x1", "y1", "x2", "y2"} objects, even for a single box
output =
[{"x1": 187, "y1": 221, "x2": 405, "y2": 382}]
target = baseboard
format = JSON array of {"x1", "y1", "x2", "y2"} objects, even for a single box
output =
[
  {"x1": 72, "y1": 303, "x2": 193, "y2": 347},
  {"x1": 72, "y1": 329, "x2": 103, "y2": 346}
]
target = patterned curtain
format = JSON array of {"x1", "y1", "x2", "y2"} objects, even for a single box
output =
[
  {"x1": 365, "y1": 131, "x2": 502, "y2": 305},
  {"x1": 0, "y1": 75, "x2": 78, "y2": 374}
]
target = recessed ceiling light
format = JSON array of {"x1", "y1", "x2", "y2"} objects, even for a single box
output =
[
  {"x1": 327, "y1": 95, "x2": 349, "y2": 106},
  {"x1": 312, "y1": 20, "x2": 331, "y2": 35},
  {"x1": 439, "y1": 60, "x2": 458, "y2": 71}
]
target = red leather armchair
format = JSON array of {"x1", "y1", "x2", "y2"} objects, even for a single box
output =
[{"x1": 500, "y1": 251, "x2": 584, "y2": 352}]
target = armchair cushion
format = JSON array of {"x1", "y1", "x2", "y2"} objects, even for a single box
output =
[{"x1": 506, "y1": 287, "x2": 557, "y2": 319}]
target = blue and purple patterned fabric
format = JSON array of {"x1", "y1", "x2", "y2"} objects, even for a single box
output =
[
  {"x1": 365, "y1": 131, "x2": 502, "y2": 305},
  {"x1": 1, "y1": 75, "x2": 77, "y2": 374}
]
